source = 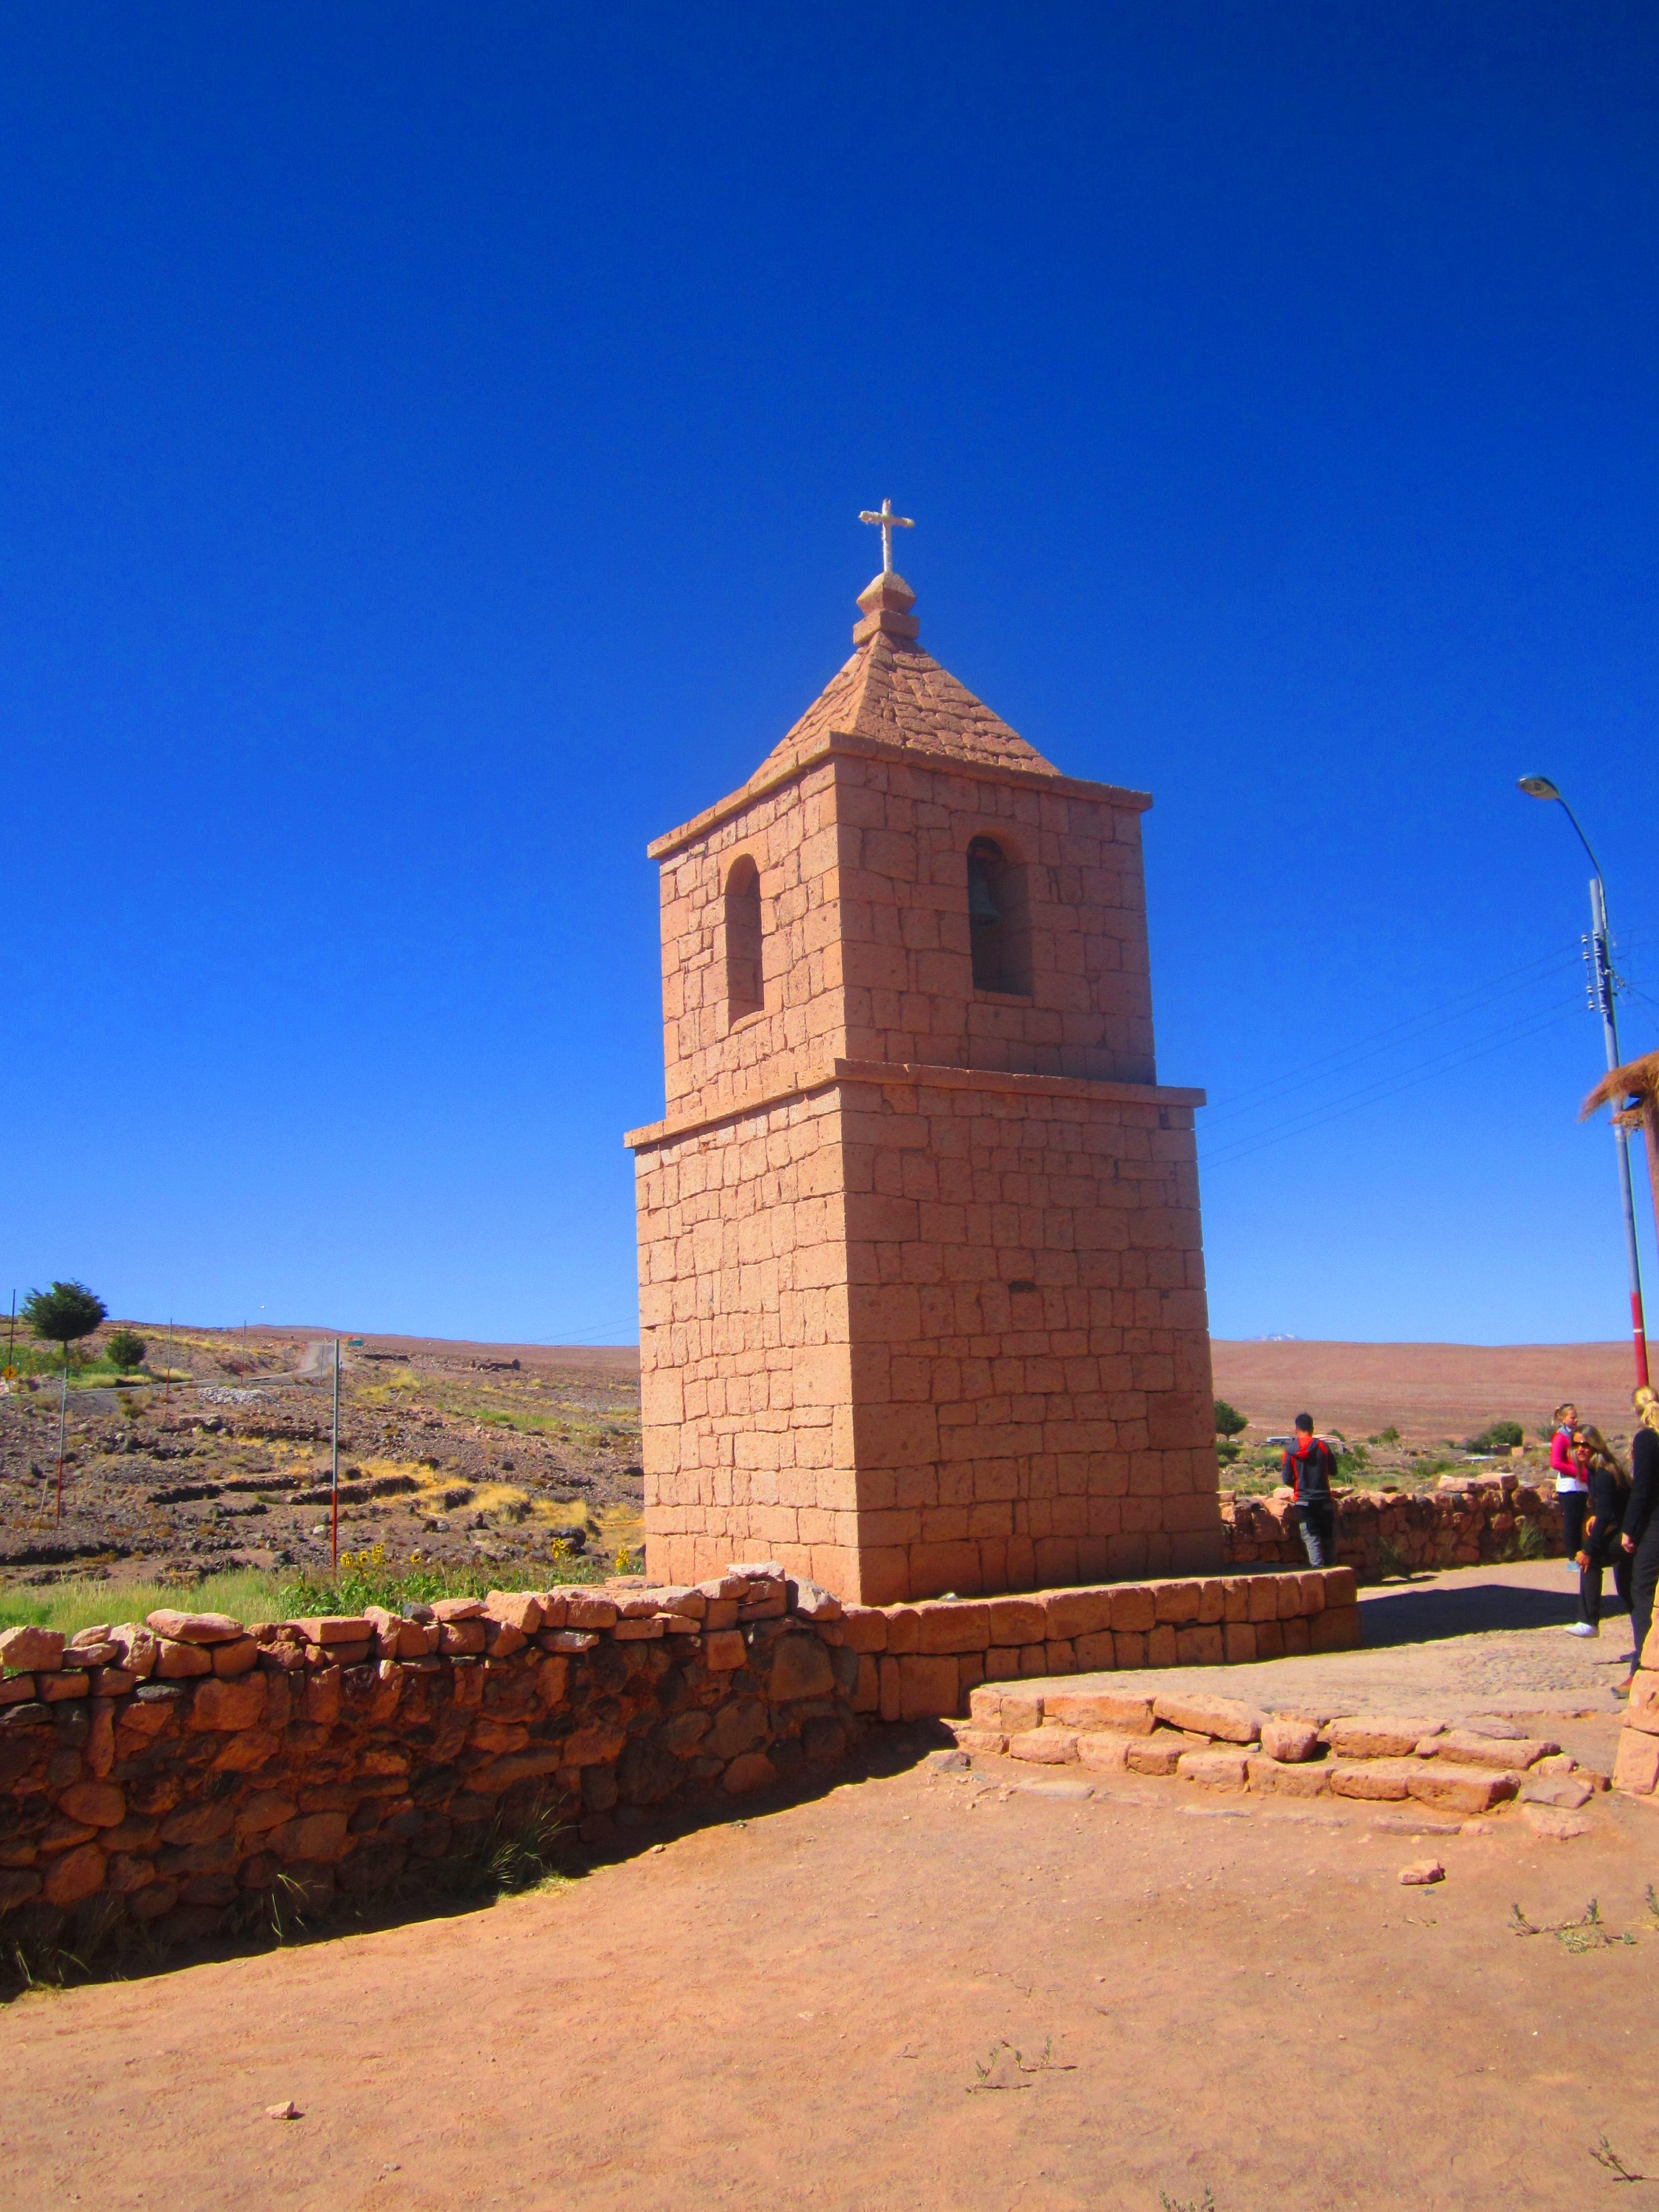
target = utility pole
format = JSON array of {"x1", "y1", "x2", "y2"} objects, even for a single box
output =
[
  {"x1": 55, "y1": 1349, "x2": 68, "y2": 1524},
  {"x1": 331, "y1": 1337, "x2": 341, "y2": 1573},
  {"x1": 1520, "y1": 777, "x2": 1649, "y2": 1386}
]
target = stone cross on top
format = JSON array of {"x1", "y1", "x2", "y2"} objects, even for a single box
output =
[{"x1": 858, "y1": 497, "x2": 914, "y2": 574}]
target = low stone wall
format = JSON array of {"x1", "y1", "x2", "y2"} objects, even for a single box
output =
[
  {"x1": 0, "y1": 1561, "x2": 1355, "y2": 1960},
  {"x1": 1221, "y1": 1476, "x2": 1562, "y2": 1576},
  {"x1": 839, "y1": 1566, "x2": 1357, "y2": 1722},
  {"x1": 952, "y1": 1687, "x2": 1605, "y2": 1835},
  {"x1": 1612, "y1": 1624, "x2": 1659, "y2": 1801}
]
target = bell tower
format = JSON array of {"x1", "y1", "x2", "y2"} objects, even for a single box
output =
[{"x1": 626, "y1": 536, "x2": 1220, "y2": 1604}]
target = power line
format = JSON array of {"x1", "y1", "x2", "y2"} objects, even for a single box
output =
[
  {"x1": 1201, "y1": 997, "x2": 1583, "y2": 1175},
  {"x1": 1201, "y1": 939, "x2": 1583, "y2": 1133}
]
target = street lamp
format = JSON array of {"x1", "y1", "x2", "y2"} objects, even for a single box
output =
[{"x1": 1518, "y1": 775, "x2": 1650, "y2": 1386}]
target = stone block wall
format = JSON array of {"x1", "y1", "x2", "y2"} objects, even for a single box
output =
[
  {"x1": 635, "y1": 1087, "x2": 864, "y2": 1596},
  {"x1": 649, "y1": 740, "x2": 1158, "y2": 1121},
  {"x1": 1221, "y1": 1477, "x2": 1566, "y2": 1576},
  {"x1": 633, "y1": 1066, "x2": 1219, "y2": 1602},
  {"x1": 0, "y1": 1561, "x2": 1354, "y2": 1958}
]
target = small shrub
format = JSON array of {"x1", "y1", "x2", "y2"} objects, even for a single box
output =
[
  {"x1": 1511, "y1": 1518, "x2": 1548, "y2": 1561},
  {"x1": 1213, "y1": 1398, "x2": 1248, "y2": 1439},
  {"x1": 1377, "y1": 1538, "x2": 1408, "y2": 1579},
  {"x1": 105, "y1": 1328, "x2": 147, "y2": 1373},
  {"x1": 1465, "y1": 1419, "x2": 1524, "y2": 1454},
  {"x1": 1370, "y1": 1424, "x2": 1401, "y2": 1444},
  {"x1": 1215, "y1": 1438, "x2": 1240, "y2": 1464}
]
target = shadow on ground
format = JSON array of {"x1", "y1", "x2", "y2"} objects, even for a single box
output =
[
  {"x1": 0, "y1": 1721, "x2": 950, "y2": 2003},
  {"x1": 1361, "y1": 1575, "x2": 1612, "y2": 1646}
]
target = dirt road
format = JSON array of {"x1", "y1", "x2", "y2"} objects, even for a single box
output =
[{"x1": 5, "y1": 1561, "x2": 1657, "y2": 2211}]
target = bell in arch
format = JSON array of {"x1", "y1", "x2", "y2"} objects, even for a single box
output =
[{"x1": 967, "y1": 849, "x2": 1002, "y2": 924}]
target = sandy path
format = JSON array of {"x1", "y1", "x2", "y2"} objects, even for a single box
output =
[{"x1": 4, "y1": 1582, "x2": 1658, "y2": 2212}]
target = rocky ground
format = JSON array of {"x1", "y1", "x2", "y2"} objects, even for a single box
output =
[{"x1": 0, "y1": 1327, "x2": 643, "y2": 1594}]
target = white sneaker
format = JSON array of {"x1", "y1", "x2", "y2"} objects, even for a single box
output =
[{"x1": 1565, "y1": 1622, "x2": 1598, "y2": 1637}]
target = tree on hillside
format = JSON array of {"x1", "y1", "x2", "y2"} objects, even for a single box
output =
[
  {"x1": 1213, "y1": 1398, "x2": 1249, "y2": 1439},
  {"x1": 107, "y1": 1328, "x2": 147, "y2": 1373},
  {"x1": 22, "y1": 1280, "x2": 107, "y2": 1522}
]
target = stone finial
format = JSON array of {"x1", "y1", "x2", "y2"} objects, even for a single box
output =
[{"x1": 854, "y1": 569, "x2": 920, "y2": 647}]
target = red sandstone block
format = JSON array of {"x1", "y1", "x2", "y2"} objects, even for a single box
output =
[
  {"x1": 1221, "y1": 1578, "x2": 1251, "y2": 1624},
  {"x1": 1174, "y1": 1625, "x2": 1224, "y2": 1666},
  {"x1": 1146, "y1": 1625, "x2": 1177, "y2": 1668},
  {"x1": 1109, "y1": 1585, "x2": 1155, "y2": 1634},
  {"x1": 838, "y1": 1606, "x2": 889, "y2": 1654},
  {"x1": 211, "y1": 1637, "x2": 259, "y2": 1677},
  {"x1": 1245, "y1": 1577, "x2": 1282, "y2": 1625},
  {"x1": 1321, "y1": 1567, "x2": 1359, "y2": 1607},
  {"x1": 853, "y1": 1655, "x2": 880, "y2": 1714},
  {"x1": 988, "y1": 1597, "x2": 1047, "y2": 1645},
  {"x1": 1042, "y1": 1588, "x2": 1114, "y2": 1639},
  {"x1": 1018, "y1": 1645, "x2": 1048, "y2": 1676},
  {"x1": 145, "y1": 1609, "x2": 245, "y2": 1646},
  {"x1": 439, "y1": 1621, "x2": 487, "y2": 1656},
  {"x1": 1151, "y1": 1581, "x2": 1201, "y2": 1627},
  {"x1": 1254, "y1": 1619, "x2": 1285, "y2": 1661},
  {"x1": 1223, "y1": 1623, "x2": 1257, "y2": 1664},
  {"x1": 187, "y1": 1677, "x2": 267, "y2": 1732},
  {"x1": 884, "y1": 1607, "x2": 920, "y2": 1656},
  {"x1": 1009, "y1": 1729, "x2": 1078, "y2": 1764},
  {"x1": 878, "y1": 1655, "x2": 902, "y2": 1723},
  {"x1": 912, "y1": 1601, "x2": 990, "y2": 1654},
  {"x1": 1296, "y1": 1573, "x2": 1327, "y2": 1615},
  {"x1": 1073, "y1": 1631, "x2": 1115, "y2": 1671},
  {"x1": 1613, "y1": 1729, "x2": 1659, "y2": 1795},
  {"x1": 1114, "y1": 1630, "x2": 1147, "y2": 1669},
  {"x1": 40, "y1": 1670, "x2": 91, "y2": 1701},
  {"x1": 1309, "y1": 1606, "x2": 1359, "y2": 1653},
  {"x1": 1282, "y1": 1618, "x2": 1311, "y2": 1657},
  {"x1": 983, "y1": 1644, "x2": 1022, "y2": 1681},
  {"x1": 1274, "y1": 1578, "x2": 1305, "y2": 1621},
  {"x1": 155, "y1": 1640, "x2": 211, "y2": 1680}
]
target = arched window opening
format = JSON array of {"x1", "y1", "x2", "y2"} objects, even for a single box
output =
[
  {"x1": 724, "y1": 856, "x2": 763, "y2": 1022},
  {"x1": 967, "y1": 837, "x2": 1032, "y2": 995}
]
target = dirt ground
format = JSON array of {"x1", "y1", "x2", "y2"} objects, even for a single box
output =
[
  {"x1": 4, "y1": 1561, "x2": 1657, "y2": 2212},
  {"x1": 1211, "y1": 1337, "x2": 1639, "y2": 1444}
]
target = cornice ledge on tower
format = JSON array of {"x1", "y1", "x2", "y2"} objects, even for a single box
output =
[
  {"x1": 645, "y1": 734, "x2": 1153, "y2": 863},
  {"x1": 624, "y1": 1057, "x2": 1205, "y2": 1152}
]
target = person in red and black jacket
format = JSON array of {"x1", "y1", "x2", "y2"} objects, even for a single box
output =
[{"x1": 1281, "y1": 1413, "x2": 1338, "y2": 1568}]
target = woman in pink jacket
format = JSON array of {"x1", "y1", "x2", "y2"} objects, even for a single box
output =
[{"x1": 1551, "y1": 1399, "x2": 1593, "y2": 1636}]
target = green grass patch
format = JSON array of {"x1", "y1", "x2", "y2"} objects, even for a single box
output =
[{"x1": 0, "y1": 1544, "x2": 615, "y2": 1637}]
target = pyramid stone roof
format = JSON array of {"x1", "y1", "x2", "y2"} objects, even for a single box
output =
[{"x1": 743, "y1": 570, "x2": 1061, "y2": 790}]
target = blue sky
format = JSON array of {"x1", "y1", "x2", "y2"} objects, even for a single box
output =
[{"x1": 3, "y1": 4, "x2": 1656, "y2": 1347}]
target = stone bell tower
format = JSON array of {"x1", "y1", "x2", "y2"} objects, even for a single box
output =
[{"x1": 625, "y1": 535, "x2": 1220, "y2": 1604}]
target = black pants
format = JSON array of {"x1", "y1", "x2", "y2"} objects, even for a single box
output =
[
  {"x1": 1295, "y1": 1497, "x2": 1336, "y2": 1569},
  {"x1": 1580, "y1": 1545, "x2": 1632, "y2": 1628},
  {"x1": 1560, "y1": 1491, "x2": 1588, "y2": 1561},
  {"x1": 1630, "y1": 1517, "x2": 1659, "y2": 1671}
]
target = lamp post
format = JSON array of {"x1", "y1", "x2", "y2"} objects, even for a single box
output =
[{"x1": 1519, "y1": 775, "x2": 1649, "y2": 1386}]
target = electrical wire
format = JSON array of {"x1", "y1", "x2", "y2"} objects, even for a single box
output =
[
  {"x1": 1200, "y1": 996, "x2": 1584, "y2": 1175},
  {"x1": 1199, "y1": 941, "x2": 1584, "y2": 1132}
]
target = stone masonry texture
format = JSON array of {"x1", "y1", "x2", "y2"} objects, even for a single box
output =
[
  {"x1": 0, "y1": 1565, "x2": 1353, "y2": 1957},
  {"x1": 626, "y1": 569, "x2": 1218, "y2": 1602}
]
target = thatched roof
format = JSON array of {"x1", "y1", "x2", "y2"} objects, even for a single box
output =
[{"x1": 1581, "y1": 1049, "x2": 1659, "y2": 1125}]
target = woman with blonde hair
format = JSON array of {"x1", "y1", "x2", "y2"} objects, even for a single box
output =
[{"x1": 1621, "y1": 1387, "x2": 1659, "y2": 1676}]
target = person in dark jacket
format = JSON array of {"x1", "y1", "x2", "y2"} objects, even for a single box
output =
[
  {"x1": 1622, "y1": 1387, "x2": 1659, "y2": 1674},
  {"x1": 1572, "y1": 1429, "x2": 1632, "y2": 1637},
  {"x1": 1281, "y1": 1413, "x2": 1338, "y2": 1568}
]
